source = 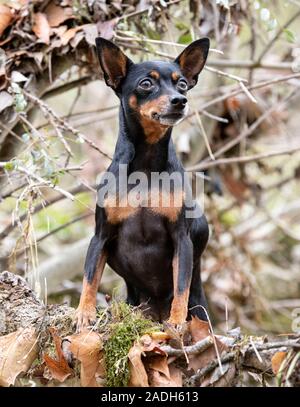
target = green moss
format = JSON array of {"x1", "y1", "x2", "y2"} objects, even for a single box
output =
[{"x1": 103, "y1": 302, "x2": 158, "y2": 387}]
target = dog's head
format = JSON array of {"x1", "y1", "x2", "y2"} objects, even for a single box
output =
[{"x1": 95, "y1": 37, "x2": 209, "y2": 142}]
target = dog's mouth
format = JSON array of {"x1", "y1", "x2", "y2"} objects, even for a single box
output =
[{"x1": 151, "y1": 111, "x2": 187, "y2": 126}]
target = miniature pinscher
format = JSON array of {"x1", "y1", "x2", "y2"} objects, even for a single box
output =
[{"x1": 75, "y1": 37, "x2": 210, "y2": 332}]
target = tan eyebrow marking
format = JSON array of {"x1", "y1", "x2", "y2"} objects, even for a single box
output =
[
  {"x1": 149, "y1": 70, "x2": 160, "y2": 80},
  {"x1": 171, "y1": 71, "x2": 181, "y2": 81}
]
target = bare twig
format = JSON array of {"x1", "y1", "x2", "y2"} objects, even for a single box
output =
[
  {"x1": 187, "y1": 144, "x2": 300, "y2": 171},
  {"x1": 256, "y1": 9, "x2": 300, "y2": 63},
  {"x1": 0, "y1": 183, "x2": 96, "y2": 240},
  {"x1": 160, "y1": 336, "x2": 213, "y2": 356},
  {"x1": 23, "y1": 91, "x2": 113, "y2": 161}
]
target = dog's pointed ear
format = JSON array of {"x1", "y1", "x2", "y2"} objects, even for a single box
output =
[
  {"x1": 174, "y1": 38, "x2": 210, "y2": 89},
  {"x1": 95, "y1": 37, "x2": 133, "y2": 91}
]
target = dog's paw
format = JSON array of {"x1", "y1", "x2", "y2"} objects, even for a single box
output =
[
  {"x1": 73, "y1": 306, "x2": 96, "y2": 333},
  {"x1": 163, "y1": 320, "x2": 189, "y2": 348}
]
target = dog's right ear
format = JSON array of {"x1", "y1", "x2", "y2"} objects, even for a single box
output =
[{"x1": 95, "y1": 37, "x2": 133, "y2": 92}]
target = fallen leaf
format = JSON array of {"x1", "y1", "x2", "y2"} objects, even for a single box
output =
[
  {"x1": 96, "y1": 19, "x2": 117, "y2": 41},
  {"x1": 70, "y1": 31, "x2": 85, "y2": 48},
  {"x1": 67, "y1": 331, "x2": 103, "y2": 387},
  {"x1": 0, "y1": 327, "x2": 38, "y2": 387},
  {"x1": 189, "y1": 317, "x2": 210, "y2": 343},
  {"x1": 0, "y1": 91, "x2": 13, "y2": 113},
  {"x1": 272, "y1": 351, "x2": 287, "y2": 375},
  {"x1": 169, "y1": 363, "x2": 183, "y2": 386},
  {"x1": 201, "y1": 362, "x2": 236, "y2": 387},
  {"x1": 188, "y1": 317, "x2": 227, "y2": 375},
  {"x1": 150, "y1": 331, "x2": 170, "y2": 342},
  {"x1": 61, "y1": 26, "x2": 83, "y2": 46},
  {"x1": 146, "y1": 355, "x2": 182, "y2": 387},
  {"x1": 128, "y1": 335, "x2": 167, "y2": 387},
  {"x1": 32, "y1": 13, "x2": 50, "y2": 44},
  {"x1": 128, "y1": 343, "x2": 149, "y2": 387},
  {"x1": 148, "y1": 355, "x2": 170, "y2": 378},
  {"x1": 45, "y1": 3, "x2": 74, "y2": 27},
  {"x1": 11, "y1": 71, "x2": 28, "y2": 83},
  {"x1": 0, "y1": 5, "x2": 14, "y2": 37},
  {"x1": 83, "y1": 24, "x2": 98, "y2": 46},
  {"x1": 43, "y1": 328, "x2": 73, "y2": 383}
]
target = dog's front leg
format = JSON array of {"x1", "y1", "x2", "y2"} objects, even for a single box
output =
[
  {"x1": 74, "y1": 236, "x2": 107, "y2": 332},
  {"x1": 168, "y1": 232, "x2": 193, "y2": 326}
]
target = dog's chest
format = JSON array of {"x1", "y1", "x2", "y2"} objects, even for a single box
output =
[{"x1": 104, "y1": 188, "x2": 184, "y2": 224}]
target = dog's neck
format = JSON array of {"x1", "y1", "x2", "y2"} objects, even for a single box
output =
[{"x1": 113, "y1": 103, "x2": 174, "y2": 172}]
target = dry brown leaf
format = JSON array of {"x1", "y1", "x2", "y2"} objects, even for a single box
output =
[
  {"x1": 83, "y1": 23, "x2": 98, "y2": 46},
  {"x1": 201, "y1": 362, "x2": 236, "y2": 387},
  {"x1": 147, "y1": 357, "x2": 181, "y2": 387},
  {"x1": 188, "y1": 317, "x2": 227, "y2": 373},
  {"x1": 32, "y1": 13, "x2": 50, "y2": 44},
  {"x1": 272, "y1": 351, "x2": 287, "y2": 375},
  {"x1": 128, "y1": 343, "x2": 149, "y2": 387},
  {"x1": 148, "y1": 355, "x2": 170, "y2": 378},
  {"x1": 61, "y1": 26, "x2": 83, "y2": 46},
  {"x1": 169, "y1": 363, "x2": 183, "y2": 387},
  {"x1": 0, "y1": 91, "x2": 13, "y2": 113},
  {"x1": 150, "y1": 331, "x2": 170, "y2": 342},
  {"x1": 45, "y1": 3, "x2": 74, "y2": 27},
  {"x1": 43, "y1": 328, "x2": 73, "y2": 383},
  {"x1": 67, "y1": 331, "x2": 103, "y2": 387},
  {"x1": 149, "y1": 370, "x2": 182, "y2": 387},
  {"x1": 190, "y1": 317, "x2": 210, "y2": 343},
  {"x1": 0, "y1": 5, "x2": 14, "y2": 37},
  {"x1": 0, "y1": 327, "x2": 38, "y2": 387},
  {"x1": 147, "y1": 355, "x2": 182, "y2": 387},
  {"x1": 96, "y1": 19, "x2": 117, "y2": 41},
  {"x1": 138, "y1": 334, "x2": 166, "y2": 355}
]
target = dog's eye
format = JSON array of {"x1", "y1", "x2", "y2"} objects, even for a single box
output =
[
  {"x1": 177, "y1": 79, "x2": 188, "y2": 91},
  {"x1": 139, "y1": 79, "x2": 153, "y2": 90}
]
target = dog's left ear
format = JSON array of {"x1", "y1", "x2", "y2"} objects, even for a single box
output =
[
  {"x1": 95, "y1": 37, "x2": 133, "y2": 91},
  {"x1": 174, "y1": 38, "x2": 210, "y2": 88}
]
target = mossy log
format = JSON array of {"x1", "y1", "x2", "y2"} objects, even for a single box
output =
[{"x1": 0, "y1": 271, "x2": 299, "y2": 387}]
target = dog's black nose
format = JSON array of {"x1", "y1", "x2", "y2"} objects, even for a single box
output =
[{"x1": 171, "y1": 95, "x2": 187, "y2": 109}]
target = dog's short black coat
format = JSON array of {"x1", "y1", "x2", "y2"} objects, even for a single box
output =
[{"x1": 75, "y1": 37, "x2": 210, "y2": 331}]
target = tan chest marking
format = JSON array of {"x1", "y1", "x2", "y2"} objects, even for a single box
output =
[
  {"x1": 149, "y1": 190, "x2": 184, "y2": 222},
  {"x1": 104, "y1": 196, "x2": 138, "y2": 224},
  {"x1": 104, "y1": 190, "x2": 184, "y2": 224}
]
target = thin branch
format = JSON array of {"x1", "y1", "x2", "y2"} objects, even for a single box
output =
[
  {"x1": 0, "y1": 183, "x2": 96, "y2": 240},
  {"x1": 160, "y1": 336, "x2": 213, "y2": 356},
  {"x1": 43, "y1": 75, "x2": 93, "y2": 100},
  {"x1": 114, "y1": 32, "x2": 223, "y2": 54},
  {"x1": 114, "y1": 41, "x2": 298, "y2": 70},
  {"x1": 204, "y1": 66, "x2": 248, "y2": 83},
  {"x1": 195, "y1": 72, "x2": 300, "y2": 115},
  {"x1": 37, "y1": 213, "x2": 93, "y2": 243},
  {"x1": 256, "y1": 9, "x2": 300, "y2": 63},
  {"x1": 193, "y1": 87, "x2": 300, "y2": 167},
  {"x1": 23, "y1": 91, "x2": 113, "y2": 161},
  {"x1": 187, "y1": 144, "x2": 300, "y2": 171},
  {"x1": 117, "y1": 0, "x2": 183, "y2": 21},
  {"x1": 239, "y1": 81, "x2": 258, "y2": 104}
]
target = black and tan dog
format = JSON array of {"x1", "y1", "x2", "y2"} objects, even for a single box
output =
[{"x1": 75, "y1": 37, "x2": 210, "y2": 332}]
